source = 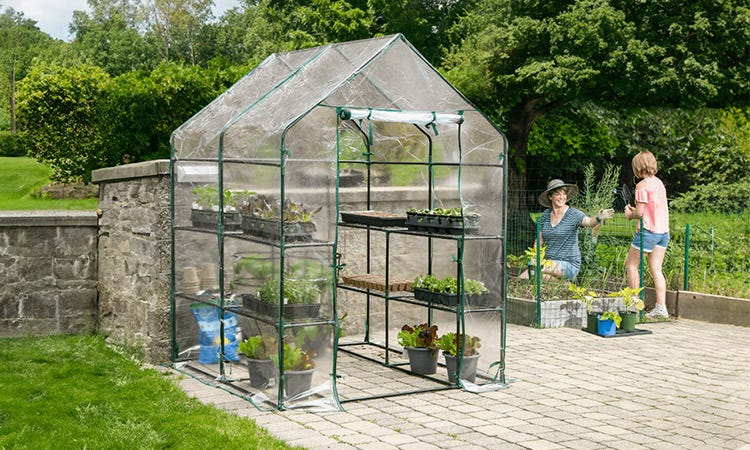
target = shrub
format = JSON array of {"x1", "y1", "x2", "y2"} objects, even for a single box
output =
[
  {"x1": 671, "y1": 181, "x2": 750, "y2": 214},
  {"x1": 0, "y1": 131, "x2": 29, "y2": 156}
]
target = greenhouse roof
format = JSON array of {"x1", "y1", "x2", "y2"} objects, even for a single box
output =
[{"x1": 171, "y1": 34, "x2": 503, "y2": 160}]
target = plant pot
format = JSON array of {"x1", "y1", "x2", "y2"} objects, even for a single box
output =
[
  {"x1": 443, "y1": 352, "x2": 480, "y2": 384},
  {"x1": 620, "y1": 311, "x2": 638, "y2": 331},
  {"x1": 247, "y1": 358, "x2": 277, "y2": 389},
  {"x1": 285, "y1": 368, "x2": 314, "y2": 397},
  {"x1": 597, "y1": 316, "x2": 617, "y2": 337},
  {"x1": 586, "y1": 312, "x2": 599, "y2": 333},
  {"x1": 405, "y1": 347, "x2": 439, "y2": 375}
]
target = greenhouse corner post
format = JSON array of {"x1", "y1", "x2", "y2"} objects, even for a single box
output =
[
  {"x1": 535, "y1": 220, "x2": 541, "y2": 328},
  {"x1": 169, "y1": 157, "x2": 177, "y2": 362},
  {"x1": 684, "y1": 223, "x2": 690, "y2": 291}
]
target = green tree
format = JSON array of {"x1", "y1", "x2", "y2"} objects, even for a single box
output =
[
  {"x1": 0, "y1": 8, "x2": 52, "y2": 133},
  {"x1": 70, "y1": 0, "x2": 159, "y2": 75},
  {"x1": 442, "y1": 0, "x2": 750, "y2": 201},
  {"x1": 148, "y1": 0, "x2": 214, "y2": 64},
  {"x1": 17, "y1": 64, "x2": 111, "y2": 183}
]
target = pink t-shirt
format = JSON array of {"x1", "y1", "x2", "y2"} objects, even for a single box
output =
[{"x1": 635, "y1": 176, "x2": 669, "y2": 233}]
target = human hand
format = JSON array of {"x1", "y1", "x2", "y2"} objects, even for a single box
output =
[{"x1": 596, "y1": 208, "x2": 614, "y2": 223}]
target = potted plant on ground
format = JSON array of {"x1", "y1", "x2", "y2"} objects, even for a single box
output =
[
  {"x1": 437, "y1": 332, "x2": 481, "y2": 384},
  {"x1": 190, "y1": 185, "x2": 244, "y2": 231},
  {"x1": 597, "y1": 310, "x2": 621, "y2": 337},
  {"x1": 569, "y1": 283, "x2": 601, "y2": 333},
  {"x1": 238, "y1": 335, "x2": 277, "y2": 389},
  {"x1": 397, "y1": 323, "x2": 439, "y2": 375},
  {"x1": 271, "y1": 343, "x2": 315, "y2": 398},
  {"x1": 608, "y1": 286, "x2": 644, "y2": 331}
]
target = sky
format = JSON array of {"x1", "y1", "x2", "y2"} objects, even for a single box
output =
[{"x1": 2, "y1": 0, "x2": 241, "y2": 42}]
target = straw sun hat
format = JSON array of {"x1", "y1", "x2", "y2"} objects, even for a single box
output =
[{"x1": 538, "y1": 179, "x2": 579, "y2": 208}]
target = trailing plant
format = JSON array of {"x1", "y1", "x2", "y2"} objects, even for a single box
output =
[
  {"x1": 437, "y1": 332, "x2": 481, "y2": 357},
  {"x1": 397, "y1": 323, "x2": 439, "y2": 349},
  {"x1": 608, "y1": 286, "x2": 644, "y2": 312},
  {"x1": 599, "y1": 311, "x2": 621, "y2": 328},
  {"x1": 238, "y1": 335, "x2": 276, "y2": 360}
]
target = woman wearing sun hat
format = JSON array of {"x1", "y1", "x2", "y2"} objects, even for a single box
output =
[{"x1": 521, "y1": 179, "x2": 614, "y2": 281}]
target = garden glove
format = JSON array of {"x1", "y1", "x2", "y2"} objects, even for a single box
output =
[{"x1": 595, "y1": 208, "x2": 614, "y2": 224}]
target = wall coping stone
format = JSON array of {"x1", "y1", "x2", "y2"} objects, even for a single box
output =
[
  {"x1": 0, "y1": 210, "x2": 98, "y2": 227},
  {"x1": 92, "y1": 159, "x2": 170, "y2": 184}
]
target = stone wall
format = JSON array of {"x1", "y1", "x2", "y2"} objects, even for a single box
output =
[
  {"x1": 0, "y1": 211, "x2": 98, "y2": 336},
  {"x1": 92, "y1": 160, "x2": 172, "y2": 362}
]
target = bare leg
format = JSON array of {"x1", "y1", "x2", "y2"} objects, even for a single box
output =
[
  {"x1": 541, "y1": 263, "x2": 563, "y2": 281},
  {"x1": 648, "y1": 246, "x2": 668, "y2": 307},
  {"x1": 624, "y1": 246, "x2": 641, "y2": 289}
]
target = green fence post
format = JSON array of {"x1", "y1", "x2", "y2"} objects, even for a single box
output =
[{"x1": 684, "y1": 223, "x2": 690, "y2": 291}]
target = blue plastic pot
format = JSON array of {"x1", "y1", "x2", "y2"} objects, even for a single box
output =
[{"x1": 597, "y1": 316, "x2": 617, "y2": 337}]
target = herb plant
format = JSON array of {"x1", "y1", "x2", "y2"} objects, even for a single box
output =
[
  {"x1": 412, "y1": 274, "x2": 488, "y2": 296},
  {"x1": 238, "y1": 335, "x2": 277, "y2": 360}
]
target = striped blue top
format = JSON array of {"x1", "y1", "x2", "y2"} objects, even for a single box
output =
[{"x1": 539, "y1": 207, "x2": 586, "y2": 271}]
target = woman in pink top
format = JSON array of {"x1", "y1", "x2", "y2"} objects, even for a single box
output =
[{"x1": 624, "y1": 150, "x2": 670, "y2": 319}]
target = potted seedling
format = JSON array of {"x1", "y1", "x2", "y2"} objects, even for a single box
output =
[
  {"x1": 257, "y1": 275, "x2": 321, "y2": 319},
  {"x1": 238, "y1": 335, "x2": 277, "y2": 389},
  {"x1": 397, "y1": 323, "x2": 439, "y2": 375},
  {"x1": 190, "y1": 185, "x2": 245, "y2": 231},
  {"x1": 238, "y1": 194, "x2": 320, "y2": 241},
  {"x1": 405, "y1": 207, "x2": 480, "y2": 235},
  {"x1": 569, "y1": 283, "x2": 602, "y2": 333},
  {"x1": 609, "y1": 286, "x2": 644, "y2": 331},
  {"x1": 412, "y1": 274, "x2": 489, "y2": 307},
  {"x1": 437, "y1": 332, "x2": 481, "y2": 384}
]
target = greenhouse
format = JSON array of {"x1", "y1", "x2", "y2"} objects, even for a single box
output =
[{"x1": 170, "y1": 34, "x2": 508, "y2": 411}]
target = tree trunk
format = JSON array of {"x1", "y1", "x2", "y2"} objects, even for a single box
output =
[{"x1": 505, "y1": 98, "x2": 563, "y2": 209}]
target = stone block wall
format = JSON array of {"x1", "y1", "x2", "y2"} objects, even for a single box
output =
[
  {"x1": 0, "y1": 211, "x2": 98, "y2": 336},
  {"x1": 92, "y1": 160, "x2": 172, "y2": 362}
]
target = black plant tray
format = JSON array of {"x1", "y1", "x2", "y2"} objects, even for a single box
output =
[
  {"x1": 191, "y1": 209, "x2": 242, "y2": 231},
  {"x1": 412, "y1": 288, "x2": 486, "y2": 307},
  {"x1": 240, "y1": 216, "x2": 315, "y2": 241},
  {"x1": 581, "y1": 327, "x2": 653, "y2": 338},
  {"x1": 242, "y1": 294, "x2": 321, "y2": 319},
  {"x1": 405, "y1": 211, "x2": 479, "y2": 235},
  {"x1": 340, "y1": 211, "x2": 407, "y2": 227}
]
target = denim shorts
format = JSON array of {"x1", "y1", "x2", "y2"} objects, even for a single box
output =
[
  {"x1": 552, "y1": 260, "x2": 579, "y2": 281},
  {"x1": 631, "y1": 229, "x2": 670, "y2": 253}
]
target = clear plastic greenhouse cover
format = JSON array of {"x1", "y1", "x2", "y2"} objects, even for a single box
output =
[{"x1": 170, "y1": 34, "x2": 508, "y2": 412}]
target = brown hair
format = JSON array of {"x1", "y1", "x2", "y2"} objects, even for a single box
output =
[{"x1": 632, "y1": 150, "x2": 658, "y2": 178}]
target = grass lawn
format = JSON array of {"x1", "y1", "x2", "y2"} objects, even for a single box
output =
[
  {"x1": 0, "y1": 157, "x2": 97, "y2": 210},
  {"x1": 0, "y1": 334, "x2": 299, "y2": 449}
]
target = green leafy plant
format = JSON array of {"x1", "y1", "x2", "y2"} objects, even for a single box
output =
[
  {"x1": 234, "y1": 255, "x2": 275, "y2": 283},
  {"x1": 412, "y1": 274, "x2": 488, "y2": 295},
  {"x1": 608, "y1": 286, "x2": 644, "y2": 312},
  {"x1": 191, "y1": 185, "x2": 249, "y2": 211},
  {"x1": 524, "y1": 244, "x2": 552, "y2": 269},
  {"x1": 238, "y1": 335, "x2": 276, "y2": 360},
  {"x1": 568, "y1": 283, "x2": 600, "y2": 313},
  {"x1": 397, "y1": 323, "x2": 439, "y2": 348},
  {"x1": 238, "y1": 194, "x2": 320, "y2": 222},
  {"x1": 407, "y1": 207, "x2": 479, "y2": 218},
  {"x1": 258, "y1": 276, "x2": 321, "y2": 304},
  {"x1": 437, "y1": 332, "x2": 481, "y2": 357},
  {"x1": 270, "y1": 343, "x2": 314, "y2": 371},
  {"x1": 599, "y1": 311, "x2": 622, "y2": 328}
]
